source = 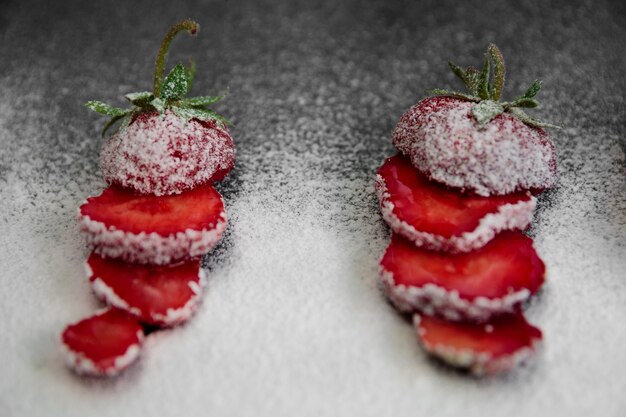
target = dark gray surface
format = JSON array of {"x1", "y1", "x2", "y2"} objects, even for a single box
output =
[{"x1": 1, "y1": 1, "x2": 625, "y2": 416}]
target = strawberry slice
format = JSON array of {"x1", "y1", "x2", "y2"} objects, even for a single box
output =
[
  {"x1": 87, "y1": 253, "x2": 204, "y2": 326},
  {"x1": 392, "y1": 95, "x2": 557, "y2": 197},
  {"x1": 79, "y1": 184, "x2": 227, "y2": 265},
  {"x1": 414, "y1": 313, "x2": 542, "y2": 375},
  {"x1": 380, "y1": 232, "x2": 545, "y2": 321},
  {"x1": 61, "y1": 308, "x2": 144, "y2": 377},
  {"x1": 101, "y1": 111, "x2": 235, "y2": 196},
  {"x1": 375, "y1": 155, "x2": 535, "y2": 252}
]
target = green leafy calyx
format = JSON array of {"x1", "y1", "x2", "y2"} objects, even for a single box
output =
[
  {"x1": 430, "y1": 44, "x2": 560, "y2": 129},
  {"x1": 86, "y1": 19, "x2": 229, "y2": 137}
]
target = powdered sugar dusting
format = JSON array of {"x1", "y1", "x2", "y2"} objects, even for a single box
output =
[
  {"x1": 393, "y1": 97, "x2": 557, "y2": 196},
  {"x1": 101, "y1": 110, "x2": 235, "y2": 196},
  {"x1": 1, "y1": 1, "x2": 626, "y2": 415}
]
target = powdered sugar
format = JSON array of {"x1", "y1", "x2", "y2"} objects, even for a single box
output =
[
  {"x1": 101, "y1": 110, "x2": 235, "y2": 196},
  {"x1": 2, "y1": 0, "x2": 626, "y2": 412},
  {"x1": 79, "y1": 209, "x2": 227, "y2": 265},
  {"x1": 375, "y1": 173, "x2": 536, "y2": 252},
  {"x1": 392, "y1": 97, "x2": 557, "y2": 196}
]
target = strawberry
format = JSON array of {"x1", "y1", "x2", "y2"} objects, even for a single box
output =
[
  {"x1": 414, "y1": 313, "x2": 542, "y2": 375},
  {"x1": 100, "y1": 111, "x2": 234, "y2": 196},
  {"x1": 380, "y1": 232, "x2": 545, "y2": 322},
  {"x1": 375, "y1": 154, "x2": 535, "y2": 252},
  {"x1": 79, "y1": 184, "x2": 227, "y2": 265},
  {"x1": 60, "y1": 308, "x2": 144, "y2": 377},
  {"x1": 87, "y1": 253, "x2": 205, "y2": 326},
  {"x1": 392, "y1": 44, "x2": 558, "y2": 196},
  {"x1": 86, "y1": 20, "x2": 234, "y2": 196}
]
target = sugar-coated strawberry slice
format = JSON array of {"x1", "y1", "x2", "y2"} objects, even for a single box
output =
[
  {"x1": 380, "y1": 232, "x2": 545, "y2": 322},
  {"x1": 392, "y1": 96, "x2": 557, "y2": 197},
  {"x1": 87, "y1": 253, "x2": 205, "y2": 326},
  {"x1": 414, "y1": 313, "x2": 542, "y2": 375},
  {"x1": 60, "y1": 308, "x2": 144, "y2": 377},
  {"x1": 375, "y1": 154, "x2": 535, "y2": 252},
  {"x1": 79, "y1": 184, "x2": 227, "y2": 265},
  {"x1": 101, "y1": 111, "x2": 235, "y2": 196}
]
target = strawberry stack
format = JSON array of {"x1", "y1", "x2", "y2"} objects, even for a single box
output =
[
  {"x1": 60, "y1": 21, "x2": 235, "y2": 376},
  {"x1": 375, "y1": 45, "x2": 558, "y2": 375}
]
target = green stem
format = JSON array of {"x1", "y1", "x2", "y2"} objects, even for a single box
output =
[
  {"x1": 488, "y1": 44, "x2": 505, "y2": 101},
  {"x1": 152, "y1": 20, "x2": 199, "y2": 97}
]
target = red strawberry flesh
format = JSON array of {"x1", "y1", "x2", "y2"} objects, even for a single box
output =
[
  {"x1": 415, "y1": 312, "x2": 542, "y2": 374},
  {"x1": 80, "y1": 184, "x2": 224, "y2": 236},
  {"x1": 61, "y1": 308, "x2": 143, "y2": 376},
  {"x1": 88, "y1": 253, "x2": 203, "y2": 326},
  {"x1": 380, "y1": 232, "x2": 545, "y2": 319},
  {"x1": 377, "y1": 154, "x2": 533, "y2": 238}
]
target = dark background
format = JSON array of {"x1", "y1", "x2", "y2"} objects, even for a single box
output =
[
  {"x1": 2, "y1": 0, "x2": 624, "y2": 200},
  {"x1": 1, "y1": 1, "x2": 625, "y2": 416}
]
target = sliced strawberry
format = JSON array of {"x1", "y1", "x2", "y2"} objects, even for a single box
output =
[
  {"x1": 101, "y1": 111, "x2": 235, "y2": 196},
  {"x1": 61, "y1": 308, "x2": 144, "y2": 377},
  {"x1": 414, "y1": 313, "x2": 542, "y2": 375},
  {"x1": 392, "y1": 96, "x2": 557, "y2": 197},
  {"x1": 376, "y1": 154, "x2": 535, "y2": 252},
  {"x1": 79, "y1": 184, "x2": 227, "y2": 265},
  {"x1": 380, "y1": 232, "x2": 545, "y2": 321},
  {"x1": 87, "y1": 253, "x2": 204, "y2": 326}
]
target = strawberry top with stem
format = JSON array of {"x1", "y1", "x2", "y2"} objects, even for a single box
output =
[
  {"x1": 430, "y1": 44, "x2": 560, "y2": 129},
  {"x1": 86, "y1": 19, "x2": 229, "y2": 137}
]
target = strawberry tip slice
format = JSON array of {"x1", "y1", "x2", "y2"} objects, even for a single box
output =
[
  {"x1": 414, "y1": 313, "x2": 542, "y2": 375},
  {"x1": 60, "y1": 308, "x2": 144, "y2": 377},
  {"x1": 79, "y1": 184, "x2": 227, "y2": 265},
  {"x1": 380, "y1": 232, "x2": 545, "y2": 322},
  {"x1": 375, "y1": 154, "x2": 535, "y2": 253},
  {"x1": 87, "y1": 253, "x2": 205, "y2": 327}
]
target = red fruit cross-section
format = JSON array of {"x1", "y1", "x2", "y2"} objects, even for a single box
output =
[
  {"x1": 380, "y1": 232, "x2": 545, "y2": 321},
  {"x1": 376, "y1": 154, "x2": 535, "y2": 252},
  {"x1": 79, "y1": 184, "x2": 227, "y2": 265},
  {"x1": 61, "y1": 308, "x2": 144, "y2": 376},
  {"x1": 414, "y1": 313, "x2": 542, "y2": 375},
  {"x1": 87, "y1": 253, "x2": 205, "y2": 326}
]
